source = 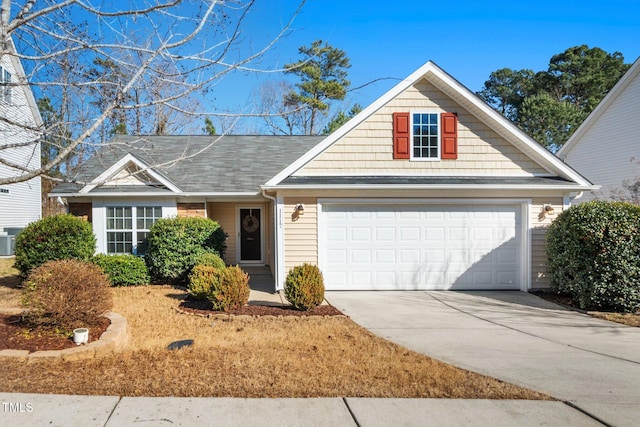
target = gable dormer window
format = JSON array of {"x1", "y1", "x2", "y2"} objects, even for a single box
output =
[
  {"x1": 412, "y1": 112, "x2": 440, "y2": 160},
  {"x1": 0, "y1": 67, "x2": 11, "y2": 103},
  {"x1": 393, "y1": 111, "x2": 458, "y2": 160}
]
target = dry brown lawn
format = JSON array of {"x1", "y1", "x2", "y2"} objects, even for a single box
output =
[
  {"x1": 0, "y1": 257, "x2": 550, "y2": 398},
  {"x1": 1, "y1": 285, "x2": 548, "y2": 398},
  {"x1": 590, "y1": 311, "x2": 640, "y2": 327},
  {"x1": 0, "y1": 257, "x2": 21, "y2": 308}
]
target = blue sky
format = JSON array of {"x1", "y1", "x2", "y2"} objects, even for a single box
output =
[{"x1": 212, "y1": 0, "x2": 640, "y2": 131}]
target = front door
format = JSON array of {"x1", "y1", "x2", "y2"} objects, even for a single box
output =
[{"x1": 239, "y1": 208, "x2": 262, "y2": 263}]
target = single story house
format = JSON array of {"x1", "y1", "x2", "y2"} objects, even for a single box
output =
[
  {"x1": 557, "y1": 57, "x2": 640, "y2": 202},
  {"x1": 51, "y1": 61, "x2": 595, "y2": 292}
]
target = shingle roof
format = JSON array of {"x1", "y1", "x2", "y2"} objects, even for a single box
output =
[{"x1": 51, "y1": 135, "x2": 324, "y2": 194}]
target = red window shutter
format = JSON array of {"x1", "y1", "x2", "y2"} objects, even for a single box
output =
[
  {"x1": 393, "y1": 112, "x2": 410, "y2": 159},
  {"x1": 440, "y1": 112, "x2": 458, "y2": 160}
]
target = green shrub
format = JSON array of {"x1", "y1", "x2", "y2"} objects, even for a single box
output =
[
  {"x1": 193, "y1": 252, "x2": 226, "y2": 270},
  {"x1": 285, "y1": 263, "x2": 325, "y2": 311},
  {"x1": 188, "y1": 265, "x2": 222, "y2": 300},
  {"x1": 546, "y1": 200, "x2": 640, "y2": 312},
  {"x1": 21, "y1": 259, "x2": 113, "y2": 332},
  {"x1": 206, "y1": 265, "x2": 250, "y2": 311},
  {"x1": 14, "y1": 214, "x2": 96, "y2": 276},
  {"x1": 92, "y1": 254, "x2": 150, "y2": 287},
  {"x1": 145, "y1": 217, "x2": 227, "y2": 284}
]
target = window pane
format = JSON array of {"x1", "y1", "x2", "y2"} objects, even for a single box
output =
[
  {"x1": 412, "y1": 113, "x2": 439, "y2": 158},
  {"x1": 136, "y1": 206, "x2": 162, "y2": 230},
  {"x1": 107, "y1": 232, "x2": 132, "y2": 254},
  {"x1": 136, "y1": 232, "x2": 150, "y2": 255}
]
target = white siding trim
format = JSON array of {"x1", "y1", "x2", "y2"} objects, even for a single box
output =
[
  {"x1": 275, "y1": 194, "x2": 285, "y2": 291},
  {"x1": 92, "y1": 198, "x2": 177, "y2": 254},
  {"x1": 80, "y1": 154, "x2": 182, "y2": 194}
]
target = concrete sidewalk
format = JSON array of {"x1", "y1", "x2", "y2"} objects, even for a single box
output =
[
  {"x1": 0, "y1": 393, "x2": 601, "y2": 426},
  {"x1": 326, "y1": 291, "x2": 640, "y2": 427}
]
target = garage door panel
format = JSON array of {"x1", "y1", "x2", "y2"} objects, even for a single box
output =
[
  {"x1": 376, "y1": 227, "x2": 396, "y2": 240},
  {"x1": 321, "y1": 203, "x2": 522, "y2": 291},
  {"x1": 327, "y1": 227, "x2": 347, "y2": 242},
  {"x1": 400, "y1": 227, "x2": 421, "y2": 241},
  {"x1": 375, "y1": 249, "x2": 396, "y2": 263},
  {"x1": 351, "y1": 249, "x2": 371, "y2": 264},
  {"x1": 327, "y1": 250, "x2": 347, "y2": 264},
  {"x1": 400, "y1": 249, "x2": 420, "y2": 264}
]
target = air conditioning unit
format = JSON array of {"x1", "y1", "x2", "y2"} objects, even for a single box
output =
[
  {"x1": 4, "y1": 227, "x2": 23, "y2": 236},
  {"x1": 0, "y1": 235, "x2": 14, "y2": 256}
]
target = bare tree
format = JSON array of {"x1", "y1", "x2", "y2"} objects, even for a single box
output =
[
  {"x1": 0, "y1": 0, "x2": 304, "y2": 186},
  {"x1": 256, "y1": 80, "x2": 307, "y2": 135}
]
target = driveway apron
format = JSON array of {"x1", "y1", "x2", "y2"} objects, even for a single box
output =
[{"x1": 326, "y1": 291, "x2": 640, "y2": 427}]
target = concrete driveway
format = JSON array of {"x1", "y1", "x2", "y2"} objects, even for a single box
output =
[{"x1": 325, "y1": 291, "x2": 640, "y2": 427}]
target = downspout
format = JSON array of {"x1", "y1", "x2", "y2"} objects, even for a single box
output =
[{"x1": 260, "y1": 188, "x2": 280, "y2": 293}]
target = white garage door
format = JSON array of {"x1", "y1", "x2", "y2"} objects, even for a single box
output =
[{"x1": 320, "y1": 203, "x2": 523, "y2": 291}]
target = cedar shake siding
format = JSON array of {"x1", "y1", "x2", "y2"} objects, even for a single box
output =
[{"x1": 295, "y1": 80, "x2": 547, "y2": 176}]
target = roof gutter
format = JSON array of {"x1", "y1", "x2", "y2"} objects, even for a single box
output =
[
  {"x1": 260, "y1": 184, "x2": 600, "y2": 192},
  {"x1": 49, "y1": 191, "x2": 261, "y2": 198}
]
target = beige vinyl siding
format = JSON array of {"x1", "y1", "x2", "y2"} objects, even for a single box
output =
[
  {"x1": 207, "y1": 202, "x2": 270, "y2": 267},
  {"x1": 283, "y1": 197, "x2": 318, "y2": 273},
  {"x1": 530, "y1": 197, "x2": 564, "y2": 289},
  {"x1": 207, "y1": 202, "x2": 236, "y2": 265},
  {"x1": 281, "y1": 194, "x2": 561, "y2": 290},
  {"x1": 296, "y1": 79, "x2": 547, "y2": 176}
]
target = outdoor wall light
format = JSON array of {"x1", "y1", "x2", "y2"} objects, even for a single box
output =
[
  {"x1": 295, "y1": 203, "x2": 305, "y2": 215},
  {"x1": 539, "y1": 204, "x2": 555, "y2": 221}
]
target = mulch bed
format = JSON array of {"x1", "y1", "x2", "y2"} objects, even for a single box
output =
[
  {"x1": 0, "y1": 314, "x2": 111, "y2": 353},
  {"x1": 530, "y1": 290, "x2": 580, "y2": 310},
  {"x1": 179, "y1": 297, "x2": 345, "y2": 317}
]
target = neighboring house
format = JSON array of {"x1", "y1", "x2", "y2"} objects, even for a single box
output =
[
  {"x1": 51, "y1": 61, "x2": 594, "y2": 292},
  {"x1": 557, "y1": 57, "x2": 640, "y2": 202},
  {"x1": 0, "y1": 40, "x2": 42, "y2": 253}
]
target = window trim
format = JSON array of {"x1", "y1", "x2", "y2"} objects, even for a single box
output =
[
  {"x1": 0, "y1": 66, "x2": 11, "y2": 104},
  {"x1": 105, "y1": 205, "x2": 162, "y2": 255},
  {"x1": 410, "y1": 111, "x2": 441, "y2": 161}
]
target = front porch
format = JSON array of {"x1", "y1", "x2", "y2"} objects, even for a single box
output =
[{"x1": 243, "y1": 265, "x2": 285, "y2": 306}]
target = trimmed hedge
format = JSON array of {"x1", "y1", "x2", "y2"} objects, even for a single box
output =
[
  {"x1": 188, "y1": 265, "x2": 222, "y2": 300},
  {"x1": 193, "y1": 252, "x2": 226, "y2": 270},
  {"x1": 285, "y1": 263, "x2": 325, "y2": 311},
  {"x1": 14, "y1": 214, "x2": 96, "y2": 276},
  {"x1": 93, "y1": 254, "x2": 150, "y2": 287},
  {"x1": 546, "y1": 200, "x2": 640, "y2": 312},
  {"x1": 206, "y1": 265, "x2": 250, "y2": 311},
  {"x1": 145, "y1": 217, "x2": 226, "y2": 285},
  {"x1": 21, "y1": 259, "x2": 113, "y2": 332}
]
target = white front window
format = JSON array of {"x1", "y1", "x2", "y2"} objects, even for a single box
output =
[
  {"x1": 412, "y1": 112, "x2": 440, "y2": 160},
  {"x1": 106, "y1": 206, "x2": 161, "y2": 254}
]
